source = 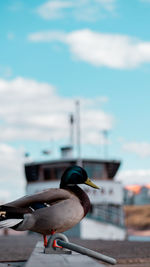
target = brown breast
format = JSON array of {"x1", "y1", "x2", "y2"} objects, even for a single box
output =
[{"x1": 65, "y1": 185, "x2": 91, "y2": 216}]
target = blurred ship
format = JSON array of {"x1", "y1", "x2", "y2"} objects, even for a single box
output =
[
  {"x1": 24, "y1": 146, "x2": 125, "y2": 240},
  {"x1": 24, "y1": 102, "x2": 126, "y2": 240}
]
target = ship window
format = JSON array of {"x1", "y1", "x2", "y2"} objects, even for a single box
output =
[
  {"x1": 44, "y1": 168, "x2": 52, "y2": 180},
  {"x1": 54, "y1": 167, "x2": 65, "y2": 180},
  {"x1": 25, "y1": 165, "x2": 39, "y2": 182},
  {"x1": 43, "y1": 165, "x2": 76, "y2": 181},
  {"x1": 43, "y1": 167, "x2": 66, "y2": 181},
  {"x1": 83, "y1": 163, "x2": 103, "y2": 179}
]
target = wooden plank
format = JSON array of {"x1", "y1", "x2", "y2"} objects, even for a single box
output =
[{"x1": 25, "y1": 242, "x2": 105, "y2": 267}]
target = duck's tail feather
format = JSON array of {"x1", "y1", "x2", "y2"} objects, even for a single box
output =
[
  {"x1": 0, "y1": 219, "x2": 23, "y2": 228},
  {"x1": 0, "y1": 205, "x2": 32, "y2": 229}
]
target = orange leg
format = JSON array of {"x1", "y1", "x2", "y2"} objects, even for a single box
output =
[
  {"x1": 43, "y1": 235, "x2": 48, "y2": 247},
  {"x1": 51, "y1": 229, "x2": 62, "y2": 249},
  {"x1": 51, "y1": 229, "x2": 55, "y2": 235}
]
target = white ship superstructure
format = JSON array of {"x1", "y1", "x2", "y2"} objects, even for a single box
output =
[{"x1": 24, "y1": 157, "x2": 126, "y2": 240}]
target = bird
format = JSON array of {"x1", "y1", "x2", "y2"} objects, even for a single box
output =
[{"x1": 0, "y1": 165, "x2": 100, "y2": 247}]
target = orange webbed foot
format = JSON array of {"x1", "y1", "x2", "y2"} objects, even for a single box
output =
[{"x1": 51, "y1": 229, "x2": 62, "y2": 249}]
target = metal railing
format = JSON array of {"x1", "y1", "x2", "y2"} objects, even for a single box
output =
[
  {"x1": 87, "y1": 205, "x2": 125, "y2": 228},
  {"x1": 44, "y1": 233, "x2": 117, "y2": 265}
]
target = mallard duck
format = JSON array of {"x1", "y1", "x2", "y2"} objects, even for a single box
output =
[{"x1": 0, "y1": 166, "x2": 100, "y2": 246}]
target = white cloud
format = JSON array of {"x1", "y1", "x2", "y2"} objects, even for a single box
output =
[
  {"x1": 0, "y1": 143, "x2": 25, "y2": 203},
  {"x1": 35, "y1": 0, "x2": 116, "y2": 21},
  {"x1": 28, "y1": 29, "x2": 150, "y2": 69},
  {"x1": 116, "y1": 169, "x2": 150, "y2": 185},
  {"x1": 0, "y1": 77, "x2": 112, "y2": 145},
  {"x1": 0, "y1": 77, "x2": 113, "y2": 202},
  {"x1": 28, "y1": 31, "x2": 66, "y2": 43},
  {"x1": 36, "y1": 1, "x2": 74, "y2": 20},
  {"x1": 122, "y1": 141, "x2": 150, "y2": 158},
  {"x1": 96, "y1": 0, "x2": 116, "y2": 11}
]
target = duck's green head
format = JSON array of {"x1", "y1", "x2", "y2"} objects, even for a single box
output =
[{"x1": 60, "y1": 165, "x2": 100, "y2": 189}]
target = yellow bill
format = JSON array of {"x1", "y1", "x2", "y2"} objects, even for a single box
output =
[{"x1": 84, "y1": 178, "x2": 100, "y2": 189}]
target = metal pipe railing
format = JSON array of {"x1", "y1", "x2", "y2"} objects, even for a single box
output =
[
  {"x1": 45, "y1": 233, "x2": 117, "y2": 265},
  {"x1": 57, "y1": 239, "x2": 117, "y2": 265}
]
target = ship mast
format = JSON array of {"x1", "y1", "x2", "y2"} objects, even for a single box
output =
[
  {"x1": 76, "y1": 100, "x2": 82, "y2": 166},
  {"x1": 69, "y1": 113, "x2": 74, "y2": 148}
]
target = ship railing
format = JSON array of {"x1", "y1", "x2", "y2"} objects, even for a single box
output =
[{"x1": 87, "y1": 205, "x2": 125, "y2": 229}]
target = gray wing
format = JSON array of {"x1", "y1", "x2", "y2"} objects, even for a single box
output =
[{"x1": 6, "y1": 188, "x2": 72, "y2": 208}]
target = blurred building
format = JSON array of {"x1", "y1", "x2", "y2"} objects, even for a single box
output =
[{"x1": 124, "y1": 185, "x2": 150, "y2": 205}]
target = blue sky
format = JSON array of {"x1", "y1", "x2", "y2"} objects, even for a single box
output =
[{"x1": 1, "y1": 0, "x2": 150, "y2": 201}]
